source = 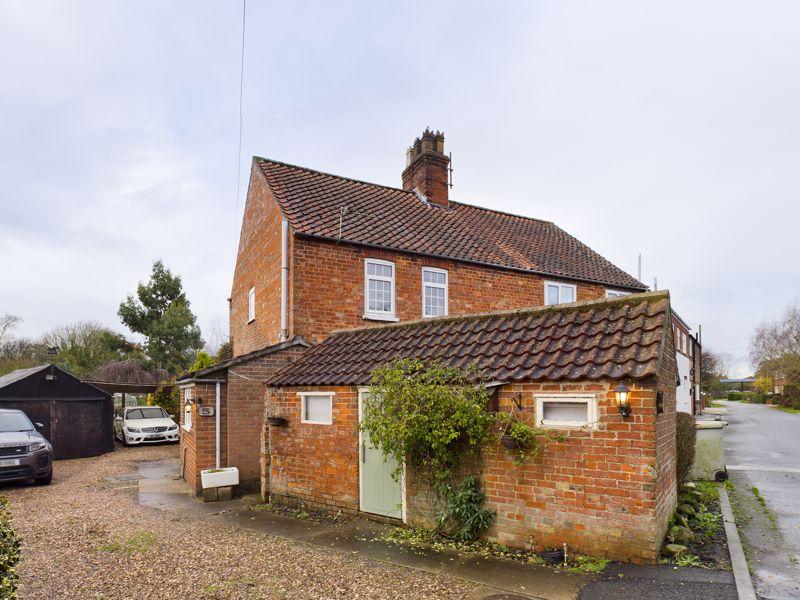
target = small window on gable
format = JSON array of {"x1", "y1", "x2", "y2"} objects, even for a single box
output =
[
  {"x1": 248, "y1": 287, "x2": 255, "y2": 322},
  {"x1": 605, "y1": 289, "x2": 630, "y2": 299},
  {"x1": 300, "y1": 392, "x2": 333, "y2": 425},
  {"x1": 364, "y1": 259, "x2": 396, "y2": 321},
  {"x1": 535, "y1": 394, "x2": 597, "y2": 429},
  {"x1": 545, "y1": 281, "x2": 577, "y2": 306},
  {"x1": 422, "y1": 268, "x2": 448, "y2": 317}
]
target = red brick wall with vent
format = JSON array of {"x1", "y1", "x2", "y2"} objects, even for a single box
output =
[{"x1": 263, "y1": 376, "x2": 677, "y2": 563}]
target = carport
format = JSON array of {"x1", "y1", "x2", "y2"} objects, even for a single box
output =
[{"x1": 0, "y1": 364, "x2": 114, "y2": 459}]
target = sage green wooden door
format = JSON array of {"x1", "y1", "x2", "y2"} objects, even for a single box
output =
[{"x1": 359, "y1": 392, "x2": 402, "y2": 519}]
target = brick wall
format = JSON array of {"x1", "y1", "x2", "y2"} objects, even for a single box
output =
[
  {"x1": 264, "y1": 386, "x2": 360, "y2": 513},
  {"x1": 226, "y1": 346, "x2": 308, "y2": 487},
  {"x1": 230, "y1": 163, "x2": 285, "y2": 357},
  {"x1": 264, "y1": 377, "x2": 677, "y2": 563},
  {"x1": 179, "y1": 380, "x2": 228, "y2": 494},
  {"x1": 476, "y1": 381, "x2": 667, "y2": 563},
  {"x1": 654, "y1": 317, "x2": 679, "y2": 542},
  {"x1": 291, "y1": 237, "x2": 610, "y2": 343}
]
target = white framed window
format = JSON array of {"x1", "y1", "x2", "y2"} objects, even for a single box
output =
[
  {"x1": 422, "y1": 267, "x2": 448, "y2": 317},
  {"x1": 605, "y1": 289, "x2": 630, "y2": 299},
  {"x1": 299, "y1": 392, "x2": 334, "y2": 425},
  {"x1": 544, "y1": 281, "x2": 577, "y2": 306},
  {"x1": 364, "y1": 259, "x2": 397, "y2": 321},
  {"x1": 182, "y1": 386, "x2": 194, "y2": 431},
  {"x1": 248, "y1": 287, "x2": 256, "y2": 322},
  {"x1": 535, "y1": 394, "x2": 598, "y2": 429}
]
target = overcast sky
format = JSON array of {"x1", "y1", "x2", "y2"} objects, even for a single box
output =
[{"x1": 2, "y1": 1, "x2": 799, "y2": 375}]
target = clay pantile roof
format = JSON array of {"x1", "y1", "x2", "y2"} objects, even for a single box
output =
[
  {"x1": 266, "y1": 291, "x2": 671, "y2": 387},
  {"x1": 255, "y1": 158, "x2": 646, "y2": 291}
]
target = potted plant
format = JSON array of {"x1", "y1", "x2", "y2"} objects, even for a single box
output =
[
  {"x1": 266, "y1": 415, "x2": 288, "y2": 427},
  {"x1": 500, "y1": 414, "x2": 541, "y2": 463}
]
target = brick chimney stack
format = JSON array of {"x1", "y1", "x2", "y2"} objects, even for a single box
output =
[{"x1": 402, "y1": 129, "x2": 450, "y2": 207}]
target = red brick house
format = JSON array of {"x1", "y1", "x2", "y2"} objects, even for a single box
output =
[
  {"x1": 264, "y1": 291, "x2": 678, "y2": 563},
  {"x1": 178, "y1": 128, "x2": 667, "y2": 502}
]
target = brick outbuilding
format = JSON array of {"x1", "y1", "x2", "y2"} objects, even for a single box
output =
[
  {"x1": 176, "y1": 338, "x2": 308, "y2": 494},
  {"x1": 263, "y1": 292, "x2": 678, "y2": 563}
]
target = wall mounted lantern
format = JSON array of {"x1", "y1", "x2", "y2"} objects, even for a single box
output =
[{"x1": 614, "y1": 383, "x2": 632, "y2": 418}]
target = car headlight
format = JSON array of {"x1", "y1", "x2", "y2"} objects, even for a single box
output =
[
  {"x1": 126, "y1": 426, "x2": 140, "y2": 433},
  {"x1": 168, "y1": 424, "x2": 178, "y2": 431},
  {"x1": 29, "y1": 442, "x2": 47, "y2": 452}
]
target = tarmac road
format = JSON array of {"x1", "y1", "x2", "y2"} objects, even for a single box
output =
[{"x1": 724, "y1": 400, "x2": 800, "y2": 600}]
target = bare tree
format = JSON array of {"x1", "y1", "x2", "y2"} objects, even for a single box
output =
[
  {"x1": 750, "y1": 302, "x2": 800, "y2": 369},
  {"x1": 0, "y1": 314, "x2": 20, "y2": 346}
]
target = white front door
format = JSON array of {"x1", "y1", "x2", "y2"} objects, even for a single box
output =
[{"x1": 358, "y1": 390, "x2": 402, "y2": 519}]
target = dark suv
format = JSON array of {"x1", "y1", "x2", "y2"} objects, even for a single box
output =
[{"x1": 0, "y1": 408, "x2": 52, "y2": 485}]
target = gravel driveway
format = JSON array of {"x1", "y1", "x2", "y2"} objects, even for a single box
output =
[{"x1": 1, "y1": 444, "x2": 471, "y2": 599}]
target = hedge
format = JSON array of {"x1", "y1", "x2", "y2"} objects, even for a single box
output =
[
  {"x1": 0, "y1": 496, "x2": 19, "y2": 599},
  {"x1": 675, "y1": 412, "x2": 696, "y2": 486}
]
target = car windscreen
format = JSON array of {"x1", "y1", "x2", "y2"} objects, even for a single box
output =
[
  {"x1": 0, "y1": 412, "x2": 34, "y2": 432},
  {"x1": 126, "y1": 407, "x2": 167, "y2": 420}
]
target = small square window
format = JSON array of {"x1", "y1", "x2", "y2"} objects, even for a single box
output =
[
  {"x1": 300, "y1": 393, "x2": 333, "y2": 425},
  {"x1": 535, "y1": 394, "x2": 597, "y2": 428}
]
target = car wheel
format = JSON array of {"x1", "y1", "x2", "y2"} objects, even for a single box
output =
[{"x1": 35, "y1": 470, "x2": 52, "y2": 485}]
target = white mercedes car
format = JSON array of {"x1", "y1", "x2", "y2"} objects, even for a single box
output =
[{"x1": 114, "y1": 406, "x2": 179, "y2": 445}]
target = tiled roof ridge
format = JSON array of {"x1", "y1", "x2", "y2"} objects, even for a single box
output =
[
  {"x1": 254, "y1": 156, "x2": 412, "y2": 196},
  {"x1": 254, "y1": 156, "x2": 556, "y2": 225},
  {"x1": 329, "y1": 290, "x2": 670, "y2": 338}
]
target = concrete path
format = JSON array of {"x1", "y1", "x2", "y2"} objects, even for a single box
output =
[
  {"x1": 133, "y1": 458, "x2": 735, "y2": 600},
  {"x1": 723, "y1": 400, "x2": 800, "y2": 599}
]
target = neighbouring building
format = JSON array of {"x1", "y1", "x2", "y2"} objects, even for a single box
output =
[
  {"x1": 263, "y1": 292, "x2": 678, "y2": 563},
  {"x1": 672, "y1": 312, "x2": 701, "y2": 414}
]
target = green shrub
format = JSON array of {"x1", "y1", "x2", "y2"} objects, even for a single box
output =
[
  {"x1": 0, "y1": 497, "x2": 20, "y2": 598},
  {"x1": 750, "y1": 393, "x2": 765, "y2": 404},
  {"x1": 146, "y1": 383, "x2": 179, "y2": 417},
  {"x1": 363, "y1": 359, "x2": 495, "y2": 490},
  {"x1": 727, "y1": 391, "x2": 741, "y2": 402},
  {"x1": 675, "y1": 412, "x2": 697, "y2": 486},
  {"x1": 436, "y1": 475, "x2": 496, "y2": 541}
]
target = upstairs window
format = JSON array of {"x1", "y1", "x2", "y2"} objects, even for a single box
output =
[
  {"x1": 544, "y1": 281, "x2": 576, "y2": 306},
  {"x1": 248, "y1": 287, "x2": 256, "y2": 322},
  {"x1": 422, "y1": 268, "x2": 448, "y2": 317},
  {"x1": 364, "y1": 259, "x2": 396, "y2": 320}
]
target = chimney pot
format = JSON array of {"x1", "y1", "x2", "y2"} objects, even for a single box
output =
[{"x1": 401, "y1": 129, "x2": 450, "y2": 207}]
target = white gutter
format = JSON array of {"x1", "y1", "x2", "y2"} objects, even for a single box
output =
[
  {"x1": 280, "y1": 217, "x2": 289, "y2": 341},
  {"x1": 215, "y1": 381, "x2": 221, "y2": 469}
]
